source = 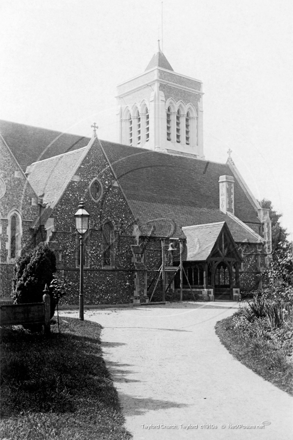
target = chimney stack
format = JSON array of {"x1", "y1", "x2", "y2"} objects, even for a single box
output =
[{"x1": 219, "y1": 175, "x2": 235, "y2": 214}]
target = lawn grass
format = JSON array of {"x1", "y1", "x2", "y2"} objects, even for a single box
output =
[
  {"x1": 215, "y1": 313, "x2": 293, "y2": 396},
  {"x1": 0, "y1": 317, "x2": 132, "y2": 440}
]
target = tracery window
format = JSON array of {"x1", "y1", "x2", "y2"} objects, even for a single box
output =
[{"x1": 216, "y1": 262, "x2": 230, "y2": 286}]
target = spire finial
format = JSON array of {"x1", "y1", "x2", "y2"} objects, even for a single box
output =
[
  {"x1": 227, "y1": 148, "x2": 232, "y2": 159},
  {"x1": 158, "y1": 39, "x2": 161, "y2": 52},
  {"x1": 91, "y1": 122, "x2": 98, "y2": 137}
]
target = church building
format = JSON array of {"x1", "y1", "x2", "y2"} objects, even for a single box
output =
[{"x1": 0, "y1": 48, "x2": 272, "y2": 304}]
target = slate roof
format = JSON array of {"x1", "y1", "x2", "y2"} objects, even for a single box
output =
[
  {"x1": 27, "y1": 146, "x2": 88, "y2": 207},
  {"x1": 0, "y1": 120, "x2": 90, "y2": 171},
  {"x1": 1, "y1": 120, "x2": 262, "y2": 244},
  {"x1": 182, "y1": 222, "x2": 225, "y2": 261},
  {"x1": 145, "y1": 50, "x2": 174, "y2": 72},
  {"x1": 126, "y1": 200, "x2": 261, "y2": 243},
  {"x1": 100, "y1": 141, "x2": 261, "y2": 231}
]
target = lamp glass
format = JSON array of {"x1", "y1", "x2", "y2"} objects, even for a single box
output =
[{"x1": 75, "y1": 206, "x2": 89, "y2": 234}]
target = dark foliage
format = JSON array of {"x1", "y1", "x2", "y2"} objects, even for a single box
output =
[
  {"x1": 259, "y1": 199, "x2": 289, "y2": 253},
  {"x1": 12, "y1": 243, "x2": 57, "y2": 316}
]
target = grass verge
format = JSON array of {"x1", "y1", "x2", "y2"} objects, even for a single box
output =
[
  {"x1": 0, "y1": 317, "x2": 132, "y2": 439},
  {"x1": 215, "y1": 314, "x2": 293, "y2": 396}
]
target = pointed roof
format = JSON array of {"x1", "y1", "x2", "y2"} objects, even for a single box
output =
[
  {"x1": 182, "y1": 222, "x2": 242, "y2": 261},
  {"x1": 145, "y1": 49, "x2": 174, "y2": 72},
  {"x1": 183, "y1": 222, "x2": 225, "y2": 260},
  {"x1": 26, "y1": 142, "x2": 92, "y2": 208}
]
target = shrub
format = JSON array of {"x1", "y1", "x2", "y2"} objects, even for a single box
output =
[{"x1": 12, "y1": 243, "x2": 58, "y2": 318}]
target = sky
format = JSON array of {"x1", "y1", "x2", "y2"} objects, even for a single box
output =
[{"x1": 0, "y1": 0, "x2": 292, "y2": 239}]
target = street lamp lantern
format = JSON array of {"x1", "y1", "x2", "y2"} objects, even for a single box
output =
[
  {"x1": 74, "y1": 200, "x2": 90, "y2": 234},
  {"x1": 74, "y1": 199, "x2": 90, "y2": 321}
]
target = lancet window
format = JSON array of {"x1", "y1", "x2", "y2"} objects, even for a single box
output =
[
  {"x1": 8, "y1": 211, "x2": 22, "y2": 261},
  {"x1": 102, "y1": 221, "x2": 115, "y2": 267}
]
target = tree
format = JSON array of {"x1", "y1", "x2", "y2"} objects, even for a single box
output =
[
  {"x1": 12, "y1": 243, "x2": 57, "y2": 317},
  {"x1": 259, "y1": 199, "x2": 289, "y2": 253}
]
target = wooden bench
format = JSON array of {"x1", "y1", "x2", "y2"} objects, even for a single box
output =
[{"x1": 0, "y1": 292, "x2": 51, "y2": 335}]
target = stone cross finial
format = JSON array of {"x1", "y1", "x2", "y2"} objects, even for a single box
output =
[
  {"x1": 91, "y1": 123, "x2": 98, "y2": 136},
  {"x1": 227, "y1": 148, "x2": 232, "y2": 159}
]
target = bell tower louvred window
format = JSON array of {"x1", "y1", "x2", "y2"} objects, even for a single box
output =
[
  {"x1": 167, "y1": 106, "x2": 171, "y2": 141},
  {"x1": 137, "y1": 111, "x2": 141, "y2": 145},
  {"x1": 146, "y1": 108, "x2": 149, "y2": 142},
  {"x1": 129, "y1": 114, "x2": 132, "y2": 145},
  {"x1": 186, "y1": 111, "x2": 190, "y2": 145},
  {"x1": 176, "y1": 109, "x2": 181, "y2": 143}
]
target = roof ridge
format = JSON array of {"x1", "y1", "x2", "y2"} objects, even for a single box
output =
[
  {"x1": 27, "y1": 144, "x2": 88, "y2": 168},
  {"x1": 0, "y1": 119, "x2": 90, "y2": 139}
]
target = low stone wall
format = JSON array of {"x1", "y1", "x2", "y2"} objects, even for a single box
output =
[
  {"x1": 57, "y1": 268, "x2": 134, "y2": 306},
  {"x1": 174, "y1": 288, "x2": 215, "y2": 301}
]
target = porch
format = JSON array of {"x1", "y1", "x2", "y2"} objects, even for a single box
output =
[{"x1": 173, "y1": 222, "x2": 242, "y2": 301}]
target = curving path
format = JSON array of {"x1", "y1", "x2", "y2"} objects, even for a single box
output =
[{"x1": 62, "y1": 302, "x2": 293, "y2": 439}]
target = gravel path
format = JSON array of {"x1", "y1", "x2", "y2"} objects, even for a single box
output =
[{"x1": 61, "y1": 302, "x2": 293, "y2": 439}]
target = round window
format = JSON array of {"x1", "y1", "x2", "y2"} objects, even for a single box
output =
[{"x1": 89, "y1": 178, "x2": 103, "y2": 202}]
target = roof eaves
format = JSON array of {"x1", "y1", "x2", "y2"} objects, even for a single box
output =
[{"x1": 227, "y1": 211, "x2": 263, "y2": 243}]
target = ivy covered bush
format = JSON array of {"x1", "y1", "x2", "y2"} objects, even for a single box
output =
[{"x1": 12, "y1": 243, "x2": 61, "y2": 318}]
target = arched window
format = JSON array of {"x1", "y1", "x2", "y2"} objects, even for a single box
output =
[
  {"x1": 10, "y1": 214, "x2": 17, "y2": 259},
  {"x1": 9, "y1": 211, "x2": 22, "y2": 260},
  {"x1": 186, "y1": 111, "x2": 191, "y2": 145},
  {"x1": 145, "y1": 107, "x2": 149, "y2": 142},
  {"x1": 102, "y1": 222, "x2": 114, "y2": 267},
  {"x1": 167, "y1": 106, "x2": 172, "y2": 141},
  {"x1": 176, "y1": 109, "x2": 181, "y2": 143}
]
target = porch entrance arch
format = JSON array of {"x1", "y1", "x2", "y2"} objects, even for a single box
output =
[{"x1": 214, "y1": 261, "x2": 232, "y2": 298}]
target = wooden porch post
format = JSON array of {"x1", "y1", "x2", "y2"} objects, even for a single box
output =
[
  {"x1": 235, "y1": 263, "x2": 240, "y2": 287},
  {"x1": 161, "y1": 239, "x2": 166, "y2": 302},
  {"x1": 179, "y1": 240, "x2": 183, "y2": 302},
  {"x1": 203, "y1": 263, "x2": 207, "y2": 289}
]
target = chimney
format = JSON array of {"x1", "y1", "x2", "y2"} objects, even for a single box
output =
[{"x1": 219, "y1": 175, "x2": 235, "y2": 214}]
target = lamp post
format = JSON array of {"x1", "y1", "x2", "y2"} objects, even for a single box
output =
[{"x1": 74, "y1": 200, "x2": 90, "y2": 321}]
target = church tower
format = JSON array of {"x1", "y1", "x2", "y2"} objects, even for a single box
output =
[{"x1": 116, "y1": 46, "x2": 204, "y2": 158}]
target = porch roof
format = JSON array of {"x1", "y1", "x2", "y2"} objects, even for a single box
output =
[{"x1": 182, "y1": 222, "x2": 225, "y2": 261}]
